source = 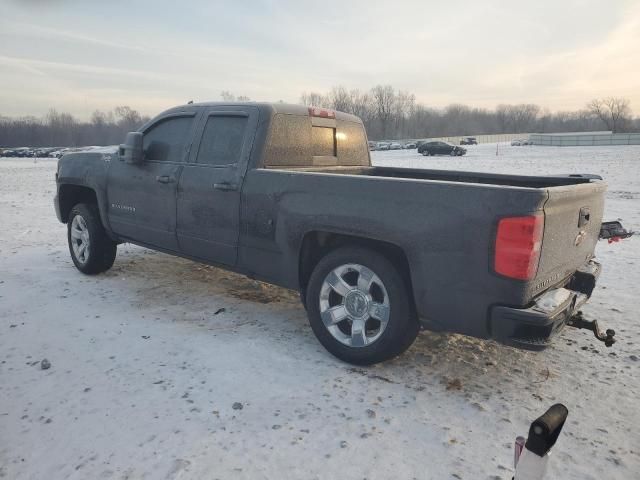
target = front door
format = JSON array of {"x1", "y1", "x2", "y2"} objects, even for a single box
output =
[
  {"x1": 177, "y1": 106, "x2": 258, "y2": 265},
  {"x1": 107, "y1": 112, "x2": 198, "y2": 251}
]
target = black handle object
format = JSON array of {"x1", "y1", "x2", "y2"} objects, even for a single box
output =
[
  {"x1": 213, "y1": 182, "x2": 238, "y2": 191},
  {"x1": 599, "y1": 221, "x2": 633, "y2": 240},
  {"x1": 524, "y1": 404, "x2": 569, "y2": 457}
]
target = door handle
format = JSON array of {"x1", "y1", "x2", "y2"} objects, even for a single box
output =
[
  {"x1": 156, "y1": 175, "x2": 175, "y2": 184},
  {"x1": 578, "y1": 207, "x2": 591, "y2": 227},
  {"x1": 213, "y1": 182, "x2": 238, "y2": 191}
]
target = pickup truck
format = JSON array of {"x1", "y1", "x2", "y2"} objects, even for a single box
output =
[{"x1": 54, "y1": 102, "x2": 617, "y2": 365}]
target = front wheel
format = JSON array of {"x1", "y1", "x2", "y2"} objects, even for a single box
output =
[
  {"x1": 422, "y1": 150, "x2": 430, "y2": 156},
  {"x1": 67, "y1": 203, "x2": 117, "y2": 274},
  {"x1": 305, "y1": 247, "x2": 419, "y2": 365}
]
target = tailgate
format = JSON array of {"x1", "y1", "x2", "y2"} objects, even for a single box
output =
[{"x1": 535, "y1": 181, "x2": 607, "y2": 292}]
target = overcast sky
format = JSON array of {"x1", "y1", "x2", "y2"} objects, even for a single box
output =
[{"x1": 1, "y1": 0, "x2": 639, "y2": 119}]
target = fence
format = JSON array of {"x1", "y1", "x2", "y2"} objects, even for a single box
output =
[
  {"x1": 385, "y1": 133, "x2": 532, "y2": 146},
  {"x1": 529, "y1": 132, "x2": 640, "y2": 146}
]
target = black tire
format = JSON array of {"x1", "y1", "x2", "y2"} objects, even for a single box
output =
[
  {"x1": 305, "y1": 246, "x2": 419, "y2": 365},
  {"x1": 422, "y1": 150, "x2": 430, "y2": 156},
  {"x1": 67, "y1": 203, "x2": 117, "y2": 274}
]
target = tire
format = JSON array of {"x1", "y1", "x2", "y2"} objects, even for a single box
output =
[
  {"x1": 67, "y1": 203, "x2": 117, "y2": 274},
  {"x1": 422, "y1": 150, "x2": 430, "y2": 156},
  {"x1": 450, "y1": 150, "x2": 457, "y2": 156},
  {"x1": 305, "y1": 246, "x2": 419, "y2": 365}
]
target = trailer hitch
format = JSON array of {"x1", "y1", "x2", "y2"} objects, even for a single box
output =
[{"x1": 566, "y1": 311, "x2": 616, "y2": 347}]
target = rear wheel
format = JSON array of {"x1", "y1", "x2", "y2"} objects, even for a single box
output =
[
  {"x1": 305, "y1": 247, "x2": 419, "y2": 365},
  {"x1": 67, "y1": 203, "x2": 117, "y2": 274}
]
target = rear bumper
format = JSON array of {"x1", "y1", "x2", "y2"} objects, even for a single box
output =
[{"x1": 490, "y1": 260, "x2": 601, "y2": 350}]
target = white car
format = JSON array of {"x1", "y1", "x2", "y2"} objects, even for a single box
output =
[{"x1": 389, "y1": 142, "x2": 402, "y2": 150}]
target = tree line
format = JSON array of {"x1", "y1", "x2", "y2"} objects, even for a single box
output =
[
  {"x1": 0, "y1": 89, "x2": 636, "y2": 147},
  {"x1": 300, "y1": 87, "x2": 637, "y2": 140},
  {"x1": 0, "y1": 106, "x2": 151, "y2": 148}
]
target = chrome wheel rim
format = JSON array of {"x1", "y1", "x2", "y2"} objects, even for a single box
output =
[
  {"x1": 70, "y1": 215, "x2": 90, "y2": 264},
  {"x1": 319, "y1": 263, "x2": 390, "y2": 347}
]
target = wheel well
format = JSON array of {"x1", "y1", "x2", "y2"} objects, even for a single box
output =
[
  {"x1": 58, "y1": 185, "x2": 98, "y2": 223},
  {"x1": 299, "y1": 231, "x2": 414, "y2": 297}
]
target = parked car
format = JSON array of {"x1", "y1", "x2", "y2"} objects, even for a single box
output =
[
  {"x1": 418, "y1": 141, "x2": 466, "y2": 156},
  {"x1": 55, "y1": 101, "x2": 613, "y2": 365},
  {"x1": 511, "y1": 138, "x2": 532, "y2": 146},
  {"x1": 376, "y1": 142, "x2": 390, "y2": 151},
  {"x1": 403, "y1": 142, "x2": 417, "y2": 149},
  {"x1": 389, "y1": 142, "x2": 402, "y2": 150},
  {"x1": 460, "y1": 137, "x2": 478, "y2": 145},
  {"x1": 367, "y1": 141, "x2": 377, "y2": 151}
]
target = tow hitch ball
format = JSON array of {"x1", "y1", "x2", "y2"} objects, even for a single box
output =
[{"x1": 566, "y1": 311, "x2": 616, "y2": 347}]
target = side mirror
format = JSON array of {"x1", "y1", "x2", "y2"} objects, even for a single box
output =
[{"x1": 119, "y1": 132, "x2": 143, "y2": 164}]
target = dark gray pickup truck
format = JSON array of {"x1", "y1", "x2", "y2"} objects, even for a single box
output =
[{"x1": 54, "y1": 102, "x2": 620, "y2": 364}]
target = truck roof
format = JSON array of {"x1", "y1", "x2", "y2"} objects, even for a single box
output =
[{"x1": 161, "y1": 102, "x2": 363, "y2": 124}]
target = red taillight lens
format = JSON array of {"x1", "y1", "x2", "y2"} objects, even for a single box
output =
[
  {"x1": 308, "y1": 106, "x2": 336, "y2": 118},
  {"x1": 494, "y1": 215, "x2": 544, "y2": 280}
]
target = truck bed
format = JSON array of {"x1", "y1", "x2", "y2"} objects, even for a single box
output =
[{"x1": 243, "y1": 165, "x2": 606, "y2": 341}]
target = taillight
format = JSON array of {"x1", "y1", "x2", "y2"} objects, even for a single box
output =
[
  {"x1": 494, "y1": 214, "x2": 544, "y2": 280},
  {"x1": 308, "y1": 106, "x2": 336, "y2": 119}
]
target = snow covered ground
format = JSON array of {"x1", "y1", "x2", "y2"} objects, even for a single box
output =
[{"x1": 1, "y1": 143, "x2": 639, "y2": 480}]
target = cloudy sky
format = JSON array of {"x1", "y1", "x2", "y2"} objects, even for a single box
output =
[{"x1": 1, "y1": 0, "x2": 639, "y2": 119}]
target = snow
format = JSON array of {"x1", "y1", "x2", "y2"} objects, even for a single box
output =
[{"x1": 1, "y1": 143, "x2": 639, "y2": 479}]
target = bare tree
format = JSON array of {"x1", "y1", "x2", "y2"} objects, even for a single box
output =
[
  {"x1": 371, "y1": 85, "x2": 395, "y2": 138},
  {"x1": 114, "y1": 106, "x2": 143, "y2": 132},
  {"x1": 587, "y1": 97, "x2": 632, "y2": 133},
  {"x1": 299, "y1": 91, "x2": 329, "y2": 108},
  {"x1": 328, "y1": 86, "x2": 352, "y2": 112},
  {"x1": 348, "y1": 89, "x2": 373, "y2": 122}
]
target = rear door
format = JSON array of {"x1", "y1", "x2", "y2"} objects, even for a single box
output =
[
  {"x1": 176, "y1": 105, "x2": 258, "y2": 266},
  {"x1": 107, "y1": 112, "x2": 198, "y2": 251}
]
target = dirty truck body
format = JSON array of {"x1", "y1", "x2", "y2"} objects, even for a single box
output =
[{"x1": 55, "y1": 102, "x2": 606, "y2": 364}]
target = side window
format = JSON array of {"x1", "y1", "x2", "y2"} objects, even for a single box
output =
[
  {"x1": 336, "y1": 121, "x2": 369, "y2": 166},
  {"x1": 143, "y1": 116, "x2": 194, "y2": 162},
  {"x1": 196, "y1": 115, "x2": 248, "y2": 166}
]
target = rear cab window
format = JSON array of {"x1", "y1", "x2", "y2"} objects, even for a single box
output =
[{"x1": 263, "y1": 113, "x2": 369, "y2": 168}]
